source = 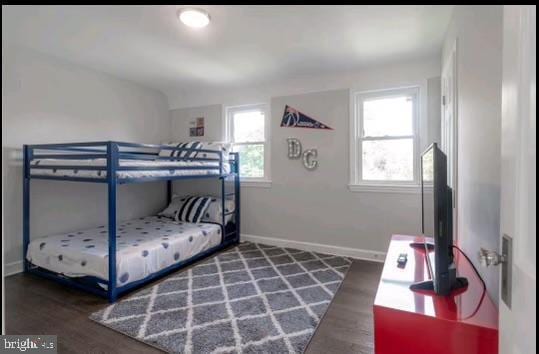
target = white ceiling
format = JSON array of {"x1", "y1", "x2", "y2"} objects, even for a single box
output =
[{"x1": 3, "y1": 5, "x2": 453, "y2": 98}]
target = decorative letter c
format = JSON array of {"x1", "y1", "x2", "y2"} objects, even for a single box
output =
[{"x1": 302, "y1": 149, "x2": 318, "y2": 170}]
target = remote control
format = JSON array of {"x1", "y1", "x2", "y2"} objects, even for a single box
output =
[{"x1": 397, "y1": 253, "x2": 408, "y2": 266}]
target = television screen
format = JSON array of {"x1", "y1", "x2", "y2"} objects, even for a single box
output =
[{"x1": 414, "y1": 143, "x2": 467, "y2": 295}]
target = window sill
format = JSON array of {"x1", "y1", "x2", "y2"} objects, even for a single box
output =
[
  {"x1": 240, "y1": 180, "x2": 272, "y2": 188},
  {"x1": 348, "y1": 183, "x2": 420, "y2": 194}
]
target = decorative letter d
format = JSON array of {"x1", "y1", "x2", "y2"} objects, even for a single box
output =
[{"x1": 287, "y1": 138, "x2": 302, "y2": 159}]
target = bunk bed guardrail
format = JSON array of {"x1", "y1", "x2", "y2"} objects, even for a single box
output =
[
  {"x1": 25, "y1": 141, "x2": 232, "y2": 183},
  {"x1": 23, "y1": 141, "x2": 240, "y2": 302}
]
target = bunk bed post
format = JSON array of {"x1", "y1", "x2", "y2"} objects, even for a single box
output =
[
  {"x1": 107, "y1": 141, "x2": 118, "y2": 302},
  {"x1": 167, "y1": 180, "x2": 172, "y2": 204},
  {"x1": 22, "y1": 145, "x2": 31, "y2": 272},
  {"x1": 234, "y1": 153, "x2": 240, "y2": 243}
]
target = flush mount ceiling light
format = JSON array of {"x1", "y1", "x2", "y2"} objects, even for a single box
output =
[{"x1": 178, "y1": 8, "x2": 210, "y2": 29}]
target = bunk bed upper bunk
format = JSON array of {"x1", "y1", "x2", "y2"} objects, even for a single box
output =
[
  {"x1": 22, "y1": 141, "x2": 240, "y2": 302},
  {"x1": 25, "y1": 141, "x2": 235, "y2": 183}
]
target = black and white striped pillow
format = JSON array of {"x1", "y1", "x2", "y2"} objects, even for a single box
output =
[
  {"x1": 158, "y1": 141, "x2": 230, "y2": 161},
  {"x1": 159, "y1": 141, "x2": 202, "y2": 160},
  {"x1": 174, "y1": 196, "x2": 212, "y2": 223}
]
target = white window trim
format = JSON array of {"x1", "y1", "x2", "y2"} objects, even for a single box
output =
[
  {"x1": 224, "y1": 103, "x2": 272, "y2": 187},
  {"x1": 349, "y1": 86, "x2": 421, "y2": 193}
]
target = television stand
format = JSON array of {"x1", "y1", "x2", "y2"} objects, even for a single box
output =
[{"x1": 373, "y1": 235, "x2": 498, "y2": 354}]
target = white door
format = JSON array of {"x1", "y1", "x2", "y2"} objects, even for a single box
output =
[
  {"x1": 441, "y1": 41, "x2": 458, "y2": 242},
  {"x1": 500, "y1": 5, "x2": 536, "y2": 354}
]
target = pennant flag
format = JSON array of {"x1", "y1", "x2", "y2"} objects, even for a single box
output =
[{"x1": 280, "y1": 105, "x2": 333, "y2": 130}]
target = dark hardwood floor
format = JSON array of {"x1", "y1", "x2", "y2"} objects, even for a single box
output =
[{"x1": 5, "y1": 259, "x2": 383, "y2": 354}]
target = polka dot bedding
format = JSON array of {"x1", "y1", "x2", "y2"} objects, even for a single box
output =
[
  {"x1": 26, "y1": 216, "x2": 222, "y2": 287},
  {"x1": 30, "y1": 158, "x2": 231, "y2": 179}
]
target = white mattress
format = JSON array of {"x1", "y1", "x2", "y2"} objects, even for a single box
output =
[
  {"x1": 30, "y1": 158, "x2": 231, "y2": 179},
  {"x1": 26, "y1": 216, "x2": 222, "y2": 287}
]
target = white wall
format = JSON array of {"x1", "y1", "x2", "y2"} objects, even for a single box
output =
[
  {"x1": 171, "y1": 104, "x2": 223, "y2": 142},
  {"x1": 2, "y1": 46, "x2": 171, "y2": 271},
  {"x1": 427, "y1": 76, "x2": 442, "y2": 146},
  {"x1": 168, "y1": 57, "x2": 441, "y2": 110},
  {"x1": 170, "y1": 58, "x2": 442, "y2": 257},
  {"x1": 442, "y1": 5, "x2": 504, "y2": 303}
]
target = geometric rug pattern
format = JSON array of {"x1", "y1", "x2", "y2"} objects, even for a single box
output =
[{"x1": 90, "y1": 242, "x2": 351, "y2": 353}]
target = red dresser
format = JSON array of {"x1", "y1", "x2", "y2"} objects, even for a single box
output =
[{"x1": 373, "y1": 235, "x2": 498, "y2": 354}]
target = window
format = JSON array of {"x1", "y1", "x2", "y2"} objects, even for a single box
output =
[
  {"x1": 225, "y1": 104, "x2": 270, "y2": 184},
  {"x1": 350, "y1": 87, "x2": 420, "y2": 192}
]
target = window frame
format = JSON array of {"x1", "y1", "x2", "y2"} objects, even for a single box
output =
[
  {"x1": 349, "y1": 86, "x2": 421, "y2": 193},
  {"x1": 224, "y1": 103, "x2": 271, "y2": 187}
]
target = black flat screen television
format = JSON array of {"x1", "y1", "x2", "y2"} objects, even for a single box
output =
[{"x1": 410, "y1": 143, "x2": 467, "y2": 296}]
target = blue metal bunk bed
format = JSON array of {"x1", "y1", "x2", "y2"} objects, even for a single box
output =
[{"x1": 22, "y1": 141, "x2": 240, "y2": 302}]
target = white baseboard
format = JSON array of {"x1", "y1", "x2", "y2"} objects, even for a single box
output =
[
  {"x1": 241, "y1": 234, "x2": 386, "y2": 263},
  {"x1": 5, "y1": 261, "x2": 23, "y2": 277}
]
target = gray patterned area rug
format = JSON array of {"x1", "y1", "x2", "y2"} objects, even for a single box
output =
[{"x1": 90, "y1": 242, "x2": 351, "y2": 353}]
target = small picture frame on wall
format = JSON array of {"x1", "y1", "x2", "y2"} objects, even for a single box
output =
[
  {"x1": 189, "y1": 117, "x2": 205, "y2": 137},
  {"x1": 196, "y1": 117, "x2": 205, "y2": 128}
]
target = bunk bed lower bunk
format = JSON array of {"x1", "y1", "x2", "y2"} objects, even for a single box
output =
[{"x1": 23, "y1": 141, "x2": 240, "y2": 302}]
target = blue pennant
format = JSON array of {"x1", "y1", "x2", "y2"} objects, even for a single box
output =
[{"x1": 280, "y1": 105, "x2": 333, "y2": 130}]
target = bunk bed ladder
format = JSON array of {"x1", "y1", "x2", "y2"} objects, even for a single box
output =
[{"x1": 221, "y1": 152, "x2": 240, "y2": 243}]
